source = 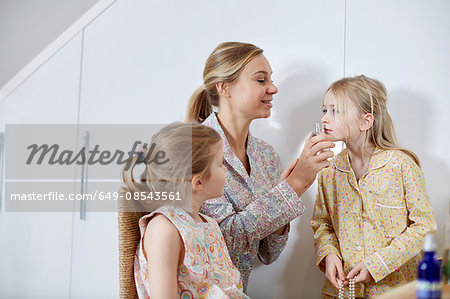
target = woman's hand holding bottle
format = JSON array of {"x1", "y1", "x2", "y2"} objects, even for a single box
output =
[{"x1": 285, "y1": 133, "x2": 334, "y2": 196}]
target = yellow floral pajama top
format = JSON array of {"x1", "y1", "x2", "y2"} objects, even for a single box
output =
[{"x1": 311, "y1": 148, "x2": 436, "y2": 297}]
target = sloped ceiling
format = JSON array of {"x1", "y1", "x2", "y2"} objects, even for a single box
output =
[{"x1": 0, "y1": 0, "x2": 115, "y2": 101}]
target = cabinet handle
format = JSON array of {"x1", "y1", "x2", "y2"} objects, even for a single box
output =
[
  {"x1": 80, "y1": 131, "x2": 89, "y2": 220},
  {"x1": 0, "y1": 132, "x2": 4, "y2": 213}
]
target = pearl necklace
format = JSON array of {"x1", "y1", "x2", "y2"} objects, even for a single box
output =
[{"x1": 337, "y1": 278, "x2": 355, "y2": 299}]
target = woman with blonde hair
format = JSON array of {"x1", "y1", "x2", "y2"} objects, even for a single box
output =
[
  {"x1": 186, "y1": 42, "x2": 335, "y2": 291},
  {"x1": 311, "y1": 75, "x2": 436, "y2": 297}
]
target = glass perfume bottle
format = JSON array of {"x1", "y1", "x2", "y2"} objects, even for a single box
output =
[
  {"x1": 312, "y1": 122, "x2": 322, "y2": 137},
  {"x1": 417, "y1": 234, "x2": 442, "y2": 299}
]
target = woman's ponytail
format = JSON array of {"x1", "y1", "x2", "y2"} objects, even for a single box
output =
[{"x1": 186, "y1": 86, "x2": 212, "y2": 123}]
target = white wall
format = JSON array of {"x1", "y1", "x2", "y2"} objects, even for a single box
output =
[{"x1": 1, "y1": 0, "x2": 449, "y2": 298}]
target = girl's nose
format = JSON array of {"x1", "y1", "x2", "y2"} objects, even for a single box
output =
[
  {"x1": 268, "y1": 82, "x2": 278, "y2": 94},
  {"x1": 321, "y1": 114, "x2": 328, "y2": 124}
]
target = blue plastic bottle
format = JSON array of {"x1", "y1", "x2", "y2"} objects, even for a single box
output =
[{"x1": 417, "y1": 234, "x2": 442, "y2": 299}]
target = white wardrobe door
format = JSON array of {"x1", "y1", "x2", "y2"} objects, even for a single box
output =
[
  {"x1": 0, "y1": 33, "x2": 82, "y2": 298},
  {"x1": 76, "y1": 0, "x2": 345, "y2": 298}
]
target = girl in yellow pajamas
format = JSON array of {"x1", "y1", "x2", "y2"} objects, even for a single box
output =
[{"x1": 311, "y1": 75, "x2": 437, "y2": 298}]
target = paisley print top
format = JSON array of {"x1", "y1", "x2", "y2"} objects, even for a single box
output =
[
  {"x1": 201, "y1": 112, "x2": 306, "y2": 291},
  {"x1": 135, "y1": 205, "x2": 249, "y2": 298}
]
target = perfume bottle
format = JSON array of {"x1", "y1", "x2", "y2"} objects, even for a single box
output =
[
  {"x1": 417, "y1": 234, "x2": 442, "y2": 299},
  {"x1": 311, "y1": 122, "x2": 322, "y2": 137}
]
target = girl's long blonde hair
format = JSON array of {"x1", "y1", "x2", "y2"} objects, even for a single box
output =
[
  {"x1": 119, "y1": 122, "x2": 221, "y2": 212},
  {"x1": 328, "y1": 75, "x2": 420, "y2": 167},
  {"x1": 185, "y1": 42, "x2": 263, "y2": 123}
]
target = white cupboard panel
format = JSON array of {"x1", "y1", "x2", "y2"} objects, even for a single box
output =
[
  {"x1": 0, "y1": 33, "x2": 82, "y2": 298},
  {"x1": 77, "y1": 1, "x2": 345, "y2": 298}
]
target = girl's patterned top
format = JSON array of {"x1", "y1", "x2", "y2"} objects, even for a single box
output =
[
  {"x1": 201, "y1": 112, "x2": 306, "y2": 291},
  {"x1": 311, "y1": 148, "x2": 437, "y2": 297},
  {"x1": 134, "y1": 205, "x2": 249, "y2": 298}
]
